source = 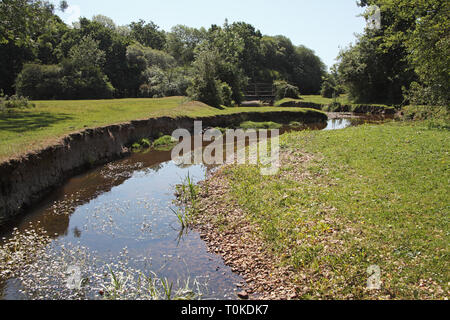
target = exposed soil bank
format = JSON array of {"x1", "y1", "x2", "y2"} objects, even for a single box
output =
[
  {"x1": 278, "y1": 100, "x2": 396, "y2": 115},
  {"x1": 0, "y1": 110, "x2": 326, "y2": 225}
]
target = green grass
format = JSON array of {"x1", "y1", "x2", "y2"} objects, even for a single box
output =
[
  {"x1": 218, "y1": 121, "x2": 449, "y2": 299},
  {"x1": 275, "y1": 95, "x2": 392, "y2": 108},
  {"x1": 275, "y1": 95, "x2": 349, "y2": 107},
  {"x1": 239, "y1": 121, "x2": 283, "y2": 130},
  {"x1": 152, "y1": 135, "x2": 178, "y2": 151},
  {"x1": 0, "y1": 96, "x2": 324, "y2": 162},
  {"x1": 301, "y1": 95, "x2": 351, "y2": 105}
]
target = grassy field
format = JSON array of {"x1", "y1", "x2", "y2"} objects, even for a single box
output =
[
  {"x1": 275, "y1": 95, "x2": 392, "y2": 108},
  {"x1": 0, "y1": 96, "x2": 325, "y2": 162},
  {"x1": 211, "y1": 121, "x2": 449, "y2": 299}
]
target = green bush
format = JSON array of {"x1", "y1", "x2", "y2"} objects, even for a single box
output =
[
  {"x1": 327, "y1": 101, "x2": 342, "y2": 112},
  {"x1": 187, "y1": 77, "x2": 223, "y2": 107},
  {"x1": 16, "y1": 64, "x2": 63, "y2": 100},
  {"x1": 138, "y1": 66, "x2": 191, "y2": 98},
  {"x1": 274, "y1": 80, "x2": 300, "y2": 101},
  {"x1": 0, "y1": 93, "x2": 35, "y2": 112},
  {"x1": 187, "y1": 47, "x2": 242, "y2": 108},
  {"x1": 401, "y1": 105, "x2": 450, "y2": 129},
  {"x1": 153, "y1": 135, "x2": 178, "y2": 150},
  {"x1": 15, "y1": 63, "x2": 114, "y2": 100},
  {"x1": 320, "y1": 77, "x2": 338, "y2": 98},
  {"x1": 220, "y1": 82, "x2": 233, "y2": 107},
  {"x1": 140, "y1": 138, "x2": 151, "y2": 148},
  {"x1": 187, "y1": 49, "x2": 224, "y2": 108}
]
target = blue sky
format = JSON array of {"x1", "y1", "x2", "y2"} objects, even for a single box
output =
[{"x1": 54, "y1": 0, "x2": 367, "y2": 69}]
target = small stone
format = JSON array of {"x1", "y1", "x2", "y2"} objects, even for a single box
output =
[{"x1": 237, "y1": 291, "x2": 249, "y2": 300}]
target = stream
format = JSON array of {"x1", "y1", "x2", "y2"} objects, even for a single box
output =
[{"x1": 0, "y1": 116, "x2": 388, "y2": 300}]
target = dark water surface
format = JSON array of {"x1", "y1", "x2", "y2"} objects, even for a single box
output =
[{"x1": 0, "y1": 116, "x2": 389, "y2": 300}]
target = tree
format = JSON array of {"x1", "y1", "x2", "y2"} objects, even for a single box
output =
[
  {"x1": 273, "y1": 80, "x2": 300, "y2": 100},
  {"x1": 129, "y1": 20, "x2": 166, "y2": 50},
  {"x1": 187, "y1": 48, "x2": 226, "y2": 108},
  {"x1": 16, "y1": 35, "x2": 114, "y2": 99},
  {"x1": 321, "y1": 68, "x2": 342, "y2": 98},
  {"x1": 92, "y1": 15, "x2": 117, "y2": 30},
  {"x1": 56, "y1": 17, "x2": 134, "y2": 97},
  {"x1": 337, "y1": 0, "x2": 449, "y2": 106},
  {"x1": 0, "y1": 0, "x2": 67, "y2": 94},
  {"x1": 226, "y1": 22, "x2": 263, "y2": 80},
  {"x1": 370, "y1": 0, "x2": 449, "y2": 106},
  {"x1": 68, "y1": 35, "x2": 106, "y2": 69},
  {"x1": 166, "y1": 25, "x2": 206, "y2": 66},
  {"x1": 16, "y1": 63, "x2": 63, "y2": 99},
  {"x1": 258, "y1": 36, "x2": 325, "y2": 94},
  {"x1": 125, "y1": 43, "x2": 178, "y2": 96},
  {"x1": 291, "y1": 45, "x2": 326, "y2": 94}
]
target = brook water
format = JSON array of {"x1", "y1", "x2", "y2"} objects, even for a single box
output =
[{"x1": 0, "y1": 116, "x2": 387, "y2": 300}]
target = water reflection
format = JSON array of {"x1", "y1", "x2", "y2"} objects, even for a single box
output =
[{"x1": 0, "y1": 116, "x2": 388, "y2": 299}]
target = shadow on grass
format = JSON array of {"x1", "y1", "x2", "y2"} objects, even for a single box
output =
[{"x1": 0, "y1": 111, "x2": 74, "y2": 133}]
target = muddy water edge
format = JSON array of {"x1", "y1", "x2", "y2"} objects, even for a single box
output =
[{"x1": 0, "y1": 114, "x2": 390, "y2": 300}]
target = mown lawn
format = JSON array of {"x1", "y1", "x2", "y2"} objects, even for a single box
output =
[
  {"x1": 219, "y1": 121, "x2": 449, "y2": 299},
  {"x1": 0, "y1": 97, "x2": 324, "y2": 162}
]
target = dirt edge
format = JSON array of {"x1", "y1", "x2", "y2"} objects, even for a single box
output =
[{"x1": 0, "y1": 110, "x2": 326, "y2": 225}]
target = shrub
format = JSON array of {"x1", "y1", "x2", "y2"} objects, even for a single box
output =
[
  {"x1": 404, "y1": 82, "x2": 449, "y2": 107},
  {"x1": 274, "y1": 80, "x2": 300, "y2": 101},
  {"x1": 140, "y1": 138, "x2": 151, "y2": 148},
  {"x1": 0, "y1": 93, "x2": 35, "y2": 112},
  {"x1": 131, "y1": 142, "x2": 142, "y2": 151},
  {"x1": 187, "y1": 77, "x2": 224, "y2": 108},
  {"x1": 59, "y1": 60, "x2": 115, "y2": 99},
  {"x1": 138, "y1": 66, "x2": 191, "y2": 98},
  {"x1": 153, "y1": 135, "x2": 178, "y2": 150},
  {"x1": 401, "y1": 105, "x2": 450, "y2": 129},
  {"x1": 321, "y1": 79, "x2": 336, "y2": 98},
  {"x1": 16, "y1": 64, "x2": 63, "y2": 100},
  {"x1": 16, "y1": 62, "x2": 114, "y2": 100},
  {"x1": 327, "y1": 102, "x2": 342, "y2": 112},
  {"x1": 139, "y1": 67, "x2": 168, "y2": 98},
  {"x1": 220, "y1": 82, "x2": 233, "y2": 107},
  {"x1": 187, "y1": 49, "x2": 224, "y2": 108}
]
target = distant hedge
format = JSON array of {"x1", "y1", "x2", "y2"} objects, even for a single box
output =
[{"x1": 16, "y1": 63, "x2": 114, "y2": 100}]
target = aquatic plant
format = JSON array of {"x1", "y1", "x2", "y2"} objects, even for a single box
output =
[{"x1": 152, "y1": 135, "x2": 178, "y2": 150}]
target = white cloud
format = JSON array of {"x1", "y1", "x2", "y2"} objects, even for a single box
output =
[{"x1": 59, "y1": 5, "x2": 81, "y2": 26}]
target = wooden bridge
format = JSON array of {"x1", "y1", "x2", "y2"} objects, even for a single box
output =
[{"x1": 243, "y1": 82, "x2": 275, "y2": 104}]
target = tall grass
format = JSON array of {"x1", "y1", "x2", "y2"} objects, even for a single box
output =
[{"x1": 104, "y1": 267, "x2": 202, "y2": 300}]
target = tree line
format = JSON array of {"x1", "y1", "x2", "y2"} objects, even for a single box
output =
[
  {"x1": 326, "y1": 0, "x2": 449, "y2": 107},
  {"x1": 0, "y1": 0, "x2": 326, "y2": 107},
  {"x1": 2, "y1": 1, "x2": 447, "y2": 108}
]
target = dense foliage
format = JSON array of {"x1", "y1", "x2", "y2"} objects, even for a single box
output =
[
  {"x1": 336, "y1": 0, "x2": 449, "y2": 106},
  {"x1": 0, "y1": 1, "x2": 326, "y2": 105},
  {"x1": 273, "y1": 80, "x2": 301, "y2": 101}
]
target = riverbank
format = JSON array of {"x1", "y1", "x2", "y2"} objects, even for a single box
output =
[
  {"x1": 276, "y1": 96, "x2": 396, "y2": 115},
  {"x1": 0, "y1": 97, "x2": 327, "y2": 162},
  {"x1": 0, "y1": 99, "x2": 326, "y2": 224},
  {"x1": 193, "y1": 121, "x2": 449, "y2": 299}
]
